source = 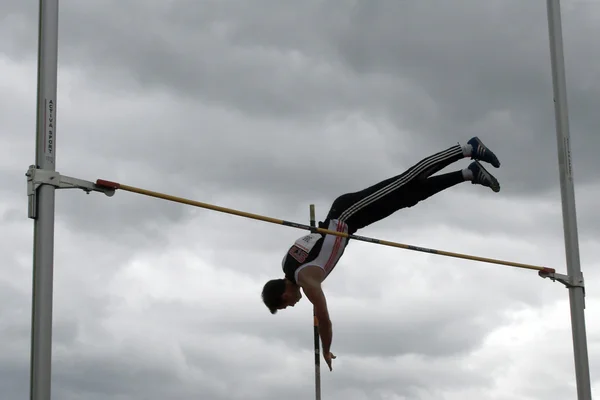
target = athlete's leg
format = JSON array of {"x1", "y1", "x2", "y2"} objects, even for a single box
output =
[
  {"x1": 327, "y1": 143, "x2": 467, "y2": 223},
  {"x1": 407, "y1": 160, "x2": 500, "y2": 202},
  {"x1": 324, "y1": 144, "x2": 464, "y2": 223},
  {"x1": 338, "y1": 171, "x2": 462, "y2": 232},
  {"x1": 345, "y1": 161, "x2": 500, "y2": 231},
  {"x1": 322, "y1": 137, "x2": 500, "y2": 234}
]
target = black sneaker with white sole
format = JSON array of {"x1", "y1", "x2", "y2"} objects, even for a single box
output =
[
  {"x1": 468, "y1": 161, "x2": 500, "y2": 192},
  {"x1": 468, "y1": 136, "x2": 501, "y2": 168}
]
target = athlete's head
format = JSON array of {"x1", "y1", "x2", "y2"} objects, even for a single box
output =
[{"x1": 261, "y1": 278, "x2": 302, "y2": 314}]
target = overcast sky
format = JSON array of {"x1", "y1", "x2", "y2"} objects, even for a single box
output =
[{"x1": 2, "y1": 1, "x2": 600, "y2": 399}]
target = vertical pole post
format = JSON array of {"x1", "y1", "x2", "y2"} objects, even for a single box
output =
[
  {"x1": 309, "y1": 204, "x2": 321, "y2": 400},
  {"x1": 30, "y1": 1, "x2": 59, "y2": 399},
  {"x1": 545, "y1": 1, "x2": 592, "y2": 399}
]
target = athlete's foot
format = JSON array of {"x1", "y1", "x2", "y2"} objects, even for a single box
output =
[
  {"x1": 468, "y1": 161, "x2": 500, "y2": 192},
  {"x1": 467, "y1": 136, "x2": 501, "y2": 168}
]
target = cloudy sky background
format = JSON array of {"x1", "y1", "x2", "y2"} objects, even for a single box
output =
[{"x1": 2, "y1": 0, "x2": 600, "y2": 399}]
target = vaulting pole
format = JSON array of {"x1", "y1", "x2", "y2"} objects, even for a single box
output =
[
  {"x1": 545, "y1": 1, "x2": 592, "y2": 399},
  {"x1": 30, "y1": 1, "x2": 60, "y2": 399},
  {"x1": 309, "y1": 204, "x2": 321, "y2": 400}
]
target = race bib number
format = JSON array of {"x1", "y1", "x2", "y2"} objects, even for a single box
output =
[
  {"x1": 294, "y1": 233, "x2": 322, "y2": 253},
  {"x1": 288, "y1": 233, "x2": 322, "y2": 263}
]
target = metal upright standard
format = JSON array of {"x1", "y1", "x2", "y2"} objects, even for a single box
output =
[
  {"x1": 545, "y1": 1, "x2": 592, "y2": 399},
  {"x1": 28, "y1": 5, "x2": 113, "y2": 400},
  {"x1": 29, "y1": 1, "x2": 59, "y2": 399}
]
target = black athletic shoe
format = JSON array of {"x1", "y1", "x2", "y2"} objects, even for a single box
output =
[
  {"x1": 469, "y1": 161, "x2": 500, "y2": 192},
  {"x1": 468, "y1": 136, "x2": 501, "y2": 168}
]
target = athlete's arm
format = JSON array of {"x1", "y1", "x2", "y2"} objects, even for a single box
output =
[{"x1": 298, "y1": 267, "x2": 334, "y2": 366}]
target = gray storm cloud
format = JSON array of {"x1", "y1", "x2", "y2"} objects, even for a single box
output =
[{"x1": 1, "y1": 1, "x2": 599, "y2": 399}]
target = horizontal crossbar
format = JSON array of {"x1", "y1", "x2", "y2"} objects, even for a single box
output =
[{"x1": 96, "y1": 179, "x2": 555, "y2": 274}]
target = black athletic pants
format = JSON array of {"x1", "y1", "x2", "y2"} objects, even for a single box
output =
[{"x1": 323, "y1": 144, "x2": 465, "y2": 235}]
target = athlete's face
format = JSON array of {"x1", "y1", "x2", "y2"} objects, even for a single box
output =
[{"x1": 280, "y1": 286, "x2": 302, "y2": 309}]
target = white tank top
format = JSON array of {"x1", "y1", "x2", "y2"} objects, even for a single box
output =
[{"x1": 282, "y1": 219, "x2": 349, "y2": 283}]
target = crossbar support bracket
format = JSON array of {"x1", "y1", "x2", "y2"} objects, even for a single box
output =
[
  {"x1": 539, "y1": 267, "x2": 585, "y2": 293},
  {"x1": 26, "y1": 165, "x2": 115, "y2": 219}
]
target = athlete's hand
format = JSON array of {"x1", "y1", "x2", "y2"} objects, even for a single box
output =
[{"x1": 324, "y1": 352, "x2": 336, "y2": 371}]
